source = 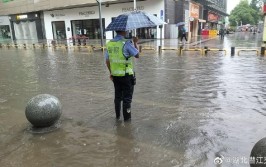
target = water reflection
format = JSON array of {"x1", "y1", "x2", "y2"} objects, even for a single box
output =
[{"x1": 111, "y1": 122, "x2": 136, "y2": 166}]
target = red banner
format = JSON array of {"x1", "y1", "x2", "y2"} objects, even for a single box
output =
[{"x1": 264, "y1": 4, "x2": 266, "y2": 13}]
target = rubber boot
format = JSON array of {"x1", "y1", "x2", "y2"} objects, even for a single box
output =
[
  {"x1": 115, "y1": 100, "x2": 121, "y2": 119},
  {"x1": 123, "y1": 103, "x2": 131, "y2": 121}
]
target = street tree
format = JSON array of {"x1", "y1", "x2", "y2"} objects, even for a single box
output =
[
  {"x1": 229, "y1": 0, "x2": 260, "y2": 26},
  {"x1": 250, "y1": 0, "x2": 262, "y2": 11},
  {"x1": 250, "y1": 0, "x2": 264, "y2": 20}
]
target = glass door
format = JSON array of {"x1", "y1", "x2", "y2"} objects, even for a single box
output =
[
  {"x1": 52, "y1": 21, "x2": 66, "y2": 40},
  {"x1": 0, "y1": 25, "x2": 11, "y2": 40}
]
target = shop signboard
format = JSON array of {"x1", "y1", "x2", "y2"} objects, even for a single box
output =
[
  {"x1": 190, "y1": 3, "x2": 199, "y2": 19},
  {"x1": 208, "y1": 12, "x2": 219, "y2": 22},
  {"x1": 79, "y1": 11, "x2": 95, "y2": 17},
  {"x1": 16, "y1": 15, "x2": 28, "y2": 20},
  {"x1": 122, "y1": 6, "x2": 144, "y2": 12}
]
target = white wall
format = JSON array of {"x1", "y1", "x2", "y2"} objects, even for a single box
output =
[
  {"x1": 43, "y1": 0, "x2": 165, "y2": 40},
  {"x1": 0, "y1": 16, "x2": 10, "y2": 25},
  {"x1": 263, "y1": 16, "x2": 266, "y2": 42}
]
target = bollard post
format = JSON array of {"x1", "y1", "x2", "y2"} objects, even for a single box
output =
[
  {"x1": 14, "y1": 43, "x2": 18, "y2": 49},
  {"x1": 158, "y1": 46, "x2": 162, "y2": 54},
  {"x1": 231, "y1": 47, "x2": 235, "y2": 56},
  {"x1": 51, "y1": 40, "x2": 56, "y2": 49},
  {"x1": 42, "y1": 43, "x2": 45, "y2": 49},
  {"x1": 23, "y1": 44, "x2": 26, "y2": 49},
  {"x1": 261, "y1": 47, "x2": 265, "y2": 56},
  {"x1": 204, "y1": 46, "x2": 208, "y2": 55},
  {"x1": 32, "y1": 44, "x2": 36, "y2": 49},
  {"x1": 0, "y1": 43, "x2": 2, "y2": 48},
  {"x1": 179, "y1": 46, "x2": 183, "y2": 56},
  {"x1": 139, "y1": 45, "x2": 142, "y2": 53}
]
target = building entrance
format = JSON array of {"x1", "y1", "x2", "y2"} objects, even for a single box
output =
[
  {"x1": 0, "y1": 25, "x2": 11, "y2": 40},
  {"x1": 52, "y1": 21, "x2": 66, "y2": 40}
]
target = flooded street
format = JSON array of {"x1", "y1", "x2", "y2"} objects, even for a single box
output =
[{"x1": 1, "y1": 32, "x2": 266, "y2": 167}]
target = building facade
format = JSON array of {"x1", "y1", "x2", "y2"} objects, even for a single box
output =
[
  {"x1": 173, "y1": 0, "x2": 228, "y2": 40},
  {"x1": 43, "y1": 0, "x2": 164, "y2": 42},
  {"x1": 0, "y1": 0, "x2": 166, "y2": 42},
  {"x1": 0, "y1": 0, "x2": 227, "y2": 42},
  {"x1": 203, "y1": 0, "x2": 228, "y2": 29}
]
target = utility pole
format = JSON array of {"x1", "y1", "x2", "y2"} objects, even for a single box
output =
[
  {"x1": 96, "y1": 0, "x2": 104, "y2": 50},
  {"x1": 134, "y1": 0, "x2": 137, "y2": 37}
]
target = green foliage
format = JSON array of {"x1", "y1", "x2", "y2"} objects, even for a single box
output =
[
  {"x1": 250, "y1": 0, "x2": 261, "y2": 11},
  {"x1": 229, "y1": 0, "x2": 261, "y2": 26},
  {"x1": 2, "y1": 0, "x2": 14, "y2": 3}
]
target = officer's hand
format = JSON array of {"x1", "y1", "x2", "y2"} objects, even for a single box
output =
[{"x1": 133, "y1": 36, "x2": 138, "y2": 44}]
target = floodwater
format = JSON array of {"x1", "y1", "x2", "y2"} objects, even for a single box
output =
[{"x1": 1, "y1": 32, "x2": 266, "y2": 167}]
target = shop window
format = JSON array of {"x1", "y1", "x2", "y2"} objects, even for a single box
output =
[
  {"x1": 71, "y1": 19, "x2": 105, "y2": 42},
  {"x1": 52, "y1": 21, "x2": 66, "y2": 40},
  {"x1": 138, "y1": 14, "x2": 157, "y2": 39},
  {"x1": 0, "y1": 25, "x2": 11, "y2": 40},
  {"x1": 136, "y1": 27, "x2": 157, "y2": 39},
  {"x1": 13, "y1": 21, "x2": 38, "y2": 41}
]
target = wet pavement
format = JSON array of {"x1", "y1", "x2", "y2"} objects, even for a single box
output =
[{"x1": 1, "y1": 32, "x2": 266, "y2": 167}]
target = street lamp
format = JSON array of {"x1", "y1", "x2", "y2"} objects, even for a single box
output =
[
  {"x1": 96, "y1": 0, "x2": 104, "y2": 50},
  {"x1": 133, "y1": 0, "x2": 137, "y2": 36}
]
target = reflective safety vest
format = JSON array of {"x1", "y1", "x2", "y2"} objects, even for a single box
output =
[{"x1": 107, "y1": 39, "x2": 134, "y2": 76}]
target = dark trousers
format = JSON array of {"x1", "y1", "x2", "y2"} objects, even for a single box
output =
[
  {"x1": 220, "y1": 34, "x2": 224, "y2": 40},
  {"x1": 113, "y1": 75, "x2": 134, "y2": 120},
  {"x1": 181, "y1": 34, "x2": 187, "y2": 42}
]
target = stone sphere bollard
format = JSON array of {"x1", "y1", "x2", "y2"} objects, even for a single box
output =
[
  {"x1": 250, "y1": 137, "x2": 266, "y2": 167},
  {"x1": 25, "y1": 94, "x2": 62, "y2": 127}
]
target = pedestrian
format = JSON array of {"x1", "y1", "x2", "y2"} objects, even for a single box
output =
[
  {"x1": 105, "y1": 31, "x2": 139, "y2": 121},
  {"x1": 219, "y1": 28, "x2": 225, "y2": 40},
  {"x1": 179, "y1": 25, "x2": 187, "y2": 43}
]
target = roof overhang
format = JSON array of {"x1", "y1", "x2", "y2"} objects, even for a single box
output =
[{"x1": 206, "y1": 5, "x2": 229, "y2": 16}]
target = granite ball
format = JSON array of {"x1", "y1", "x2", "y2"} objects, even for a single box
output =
[
  {"x1": 25, "y1": 94, "x2": 62, "y2": 127},
  {"x1": 250, "y1": 137, "x2": 266, "y2": 167}
]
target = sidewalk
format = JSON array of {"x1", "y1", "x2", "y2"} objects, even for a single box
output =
[
  {"x1": 137, "y1": 35, "x2": 217, "y2": 49},
  {"x1": 188, "y1": 35, "x2": 217, "y2": 46}
]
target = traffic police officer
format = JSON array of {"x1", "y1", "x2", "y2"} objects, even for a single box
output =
[{"x1": 105, "y1": 31, "x2": 139, "y2": 121}]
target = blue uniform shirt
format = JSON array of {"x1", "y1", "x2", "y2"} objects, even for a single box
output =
[{"x1": 105, "y1": 35, "x2": 139, "y2": 60}]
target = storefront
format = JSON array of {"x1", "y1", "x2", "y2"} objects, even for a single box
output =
[
  {"x1": 9, "y1": 12, "x2": 44, "y2": 43},
  {"x1": 207, "y1": 12, "x2": 219, "y2": 29},
  {"x1": 43, "y1": 0, "x2": 164, "y2": 44},
  {"x1": 0, "y1": 16, "x2": 12, "y2": 41},
  {"x1": 189, "y1": 2, "x2": 200, "y2": 38}
]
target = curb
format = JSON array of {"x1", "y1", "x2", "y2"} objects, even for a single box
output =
[{"x1": 190, "y1": 37, "x2": 217, "y2": 46}]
